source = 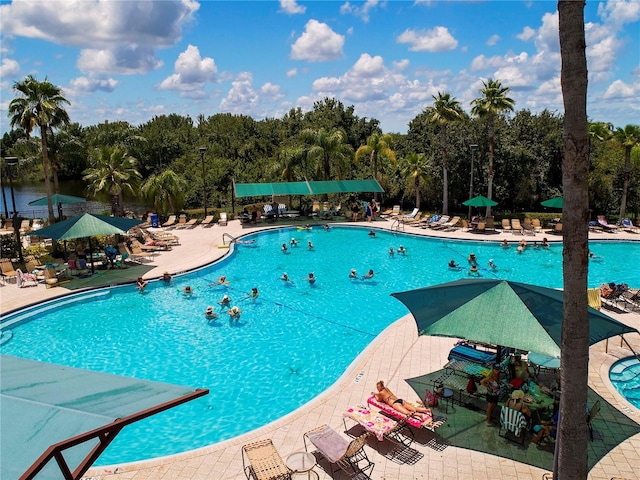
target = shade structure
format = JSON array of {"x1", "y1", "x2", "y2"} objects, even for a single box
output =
[
  {"x1": 234, "y1": 179, "x2": 384, "y2": 197},
  {"x1": 541, "y1": 196, "x2": 564, "y2": 208},
  {"x1": 27, "y1": 213, "x2": 142, "y2": 241},
  {"x1": 1, "y1": 355, "x2": 207, "y2": 480},
  {"x1": 391, "y1": 279, "x2": 638, "y2": 359},
  {"x1": 462, "y1": 195, "x2": 498, "y2": 207},
  {"x1": 28, "y1": 194, "x2": 87, "y2": 207}
]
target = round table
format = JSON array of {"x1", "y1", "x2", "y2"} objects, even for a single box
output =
[
  {"x1": 286, "y1": 451, "x2": 317, "y2": 479},
  {"x1": 528, "y1": 353, "x2": 560, "y2": 376},
  {"x1": 437, "y1": 387, "x2": 455, "y2": 413}
]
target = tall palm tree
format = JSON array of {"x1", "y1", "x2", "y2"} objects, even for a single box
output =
[
  {"x1": 471, "y1": 79, "x2": 515, "y2": 217},
  {"x1": 613, "y1": 124, "x2": 640, "y2": 220},
  {"x1": 354, "y1": 132, "x2": 396, "y2": 201},
  {"x1": 141, "y1": 169, "x2": 188, "y2": 216},
  {"x1": 83, "y1": 146, "x2": 142, "y2": 216},
  {"x1": 557, "y1": 2, "x2": 590, "y2": 479},
  {"x1": 300, "y1": 128, "x2": 353, "y2": 181},
  {"x1": 428, "y1": 92, "x2": 463, "y2": 214},
  {"x1": 8, "y1": 75, "x2": 70, "y2": 223},
  {"x1": 401, "y1": 153, "x2": 430, "y2": 209}
]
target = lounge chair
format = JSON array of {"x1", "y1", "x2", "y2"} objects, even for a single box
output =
[
  {"x1": 532, "y1": 218, "x2": 543, "y2": 232},
  {"x1": 621, "y1": 218, "x2": 640, "y2": 233},
  {"x1": 241, "y1": 439, "x2": 292, "y2": 480},
  {"x1": 381, "y1": 205, "x2": 401, "y2": 217},
  {"x1": 597, "y1": 216, "x2": 619, "y2": 233},
  {"x1": 587, "y1": 288, "x2": 602, "y2": 310},
  {"x1": 430, "y1": 215, "x2": 451, "y2": 229},
  {"x1": 162, "y1": 215, "x2": 177, "y2": 228},
  {"x1": 522, "y1": 218, "x2": 536, "y2": 235},
  {"x1": 44, "y1": 267, "x2": 69, "y2": 288},
  {"x1": 218, "y1": 212, "x2": 228, "y2": 226},
  {"x1": 304, "y1": 425, "x2": 374, "y2": 478},
  {"x1": 174, "y1": 214, "x2": 188, "y2": 229},
  {"x1": 0, "y1": 258, "x2": 18, "y2": 283},
  {"x1": 16, "y1": 268, "x2": 38, "y2": 288},
  {"x1": 19, "y1": 219, "x2": 31, "y2": 233},
  {"x1": 367, "y1": 395, "x2": 446, "y2": 431},
  {"x1": 473, "y1": 221, "x2": 486, "y2": 234},
  {"x1": 499, "y1": 406, "x2": 528, "y2": 445},
  {"x1": 501, "y1": 219, "x2": 512, "y2": 231},
  {"x1": 511, "y1": 219, "x2": 524, "y2": 235},
  {"x1": 420, "y1": 214, "x2": 441, "y2": 229},
  {"x1": 441, "y1": 216, "x2": 461, "y2": 231},
  {"x1": 401, "y1": 208, "x2": 419, "y2": 222},
  {"x1": 183, "y1": 218, "x2": 199, "y2": 229},
  {"x1": 485, "y1": 216, "x2": 496, "y2": 232},
  {"x1": 403, "y1": 212, "x2": 423, "y2": 225},
  {"x1": 200, "y1": 215, "x2": 215, "y2": 227},
  {"x1": 547, "y1": 223, "x2": 563, "y2": 235}
]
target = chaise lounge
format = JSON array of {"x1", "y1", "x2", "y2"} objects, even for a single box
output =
[{"x1": 367, "y1": 395, "x2": 446, "y2": 431}]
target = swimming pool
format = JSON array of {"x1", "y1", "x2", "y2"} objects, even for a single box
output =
[
  {"x1": 1, "y1": 227, "x2": 639, "y2": 464},
  {"x1": 610, "y1": 357, "x2": 640, "y2": 410}
]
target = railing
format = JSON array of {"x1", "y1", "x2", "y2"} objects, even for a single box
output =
[
  {"x1": 222, "y1": 233, "x2": 237, "y2": 245},
  {"x1": 390, "y1": 217, "x2": 404, "y2": 234}
]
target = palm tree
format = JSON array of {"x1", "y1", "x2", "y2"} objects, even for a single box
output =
[
  {"x1": 83, "y1": 146, "x2": 142, "y2": 216},
  {"x1": 300, "y1": 128, "x2": 353, "y2": 181},
  {"x1": 471, "y1": 79, "x2": 515, "y2": 217},
  {"x1": 588, "y1": 121, "x2": 613, "y2": 143},
  {"x1": 401, "y1": 153, "x2": 430, "y2": 209},
  {"x1": 354, "y1": 132, "x2": 396, "y2": 201},
  {"x1": 8, "y1": 75, "x2": 70, "y2": 223},
  {"x1": 613, "y1": 124, "x2": 640, "y2": 220},
  {"x1": 141, "y1": 169, "x2": 188, "y2": 216},
  {"x1": 428, "y1": 92, "x2": 463, "y2": 214},
  {"x1": 557, "y1": 2, "x2": 590, "y2": 479}
]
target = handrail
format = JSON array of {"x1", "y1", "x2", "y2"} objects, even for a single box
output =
[
  {"x1": 222, "y1": 233, "x2": 237, "y2": 245},
  {"x1": 390, "y1": 217, "x2": 404, "y2": 233}
]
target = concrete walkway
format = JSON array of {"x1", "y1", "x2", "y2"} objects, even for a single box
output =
[{"x1": 2, "y1": 218, "x2": 639, "y2": 480}]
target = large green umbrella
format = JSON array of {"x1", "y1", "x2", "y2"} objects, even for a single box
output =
[
  {"x1": 541, "y1": 196, "x2": 564, "y2": 208},
  {"x1": 28, "y1": 213, "x2": 142, "y2": 273},
  {"x1": 462, "y1": 195, "x2": 498, "y2": 207},
  {"x1": 391, "y1": 279, "x2": 637, "y2": 359},
  {"x1": 28, "y1": 194, "x2": 87, "y2": 219}
]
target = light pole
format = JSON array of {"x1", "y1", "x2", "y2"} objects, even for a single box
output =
[
  {"x1": 200, "y1": 147, "x2": 208, "y2": 216},
  {"x1": 4, "y1": 156, "x2": 24, "y2": 263},
  {"x1": 468, "y1": 144, "x2": 479, "y2": 221}
]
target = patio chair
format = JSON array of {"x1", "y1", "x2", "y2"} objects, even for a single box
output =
[
  {"x1": 162, "y1": 215, "x2": 177, "y2": 228},
  {"x1": 511, "y1": 219, "x2": 524, "y2": 235},
  {"x1": 401, "y1": 208, "x2": 419, "y2": 222},
  {"x1": 485, "y1": 216, "x2": 496, "y2": 232},
  {"x1": 241, "y1": 439, "x2": 292, "y2": 480},
  {"x1": 522, "y1": 218, "x2": 536, "y2": 235},
  {"x1": 547, "y1": 222, "x2": 563, "y2": 235},
  {"x1": 621, "y1": 218, "x2": 640, "y2": 233},
  {"x1": 532, "y1": 218, "x2": 543, "y2": 232},
  {"x1": 441, "y1": 216, "x2": 461, "y2": 231},
  {"x1": 183, "y1": 218, "x2": 199, "y2": 229},
  {"x1": 200, "y1": 215, "x2": 215, "y2": 227},
  {"x1": 429, "y1": 215, "x2": 450, "y2": 229},
  {"x1": 587, "y1": 288, "x2": 602, "y2": 310},
  {"x1": 403, "y1": 212, "x2": 423, "y2": 225},
  {"x1": 473, "y1": 222, "x2": 486, "y2": 234},
  {"x1": 501, "y1": 218, "x2": 512, "y2": 231},
  {"x1": 19, "y1": 219, "x2": 32, "y2": 233},
  {"x1": 499, "y1": 406, "x2": 528, "y2": 445},
  {"x1": 0, "y1": 258, "x2": 18, "y2": 283},
  {"x1": 218, "y1": 212, "x2": 228, "y2": 226},
  {"x1": 597, "y1": 216, "x2": 619, "y2": 233},
  {"x1": 367, "y1": 395, "x2": 446, "y2": 431},
  {"x1": 304, "y1": 425, "x2": 374, "y2": 478},
  {"x1": 174, "y1": 214, "x2": 188, "y2": 229},
  {"x1": 16, "y1": 268, "x2": 38, "y2": 288},
  {"x1": 587, "y1": 400, "x2": 600, "y2": 441}
]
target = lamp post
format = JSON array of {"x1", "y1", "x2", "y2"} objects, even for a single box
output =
[
  {"x1": 4, "y1": 156, "x2": 24, "y2": 263},
  {"x1": 200, "y1": 147, "x2": 208, "y2": 217},
  {"x1": 468, "y1": 144, "x2": 479, "y2": 221}
]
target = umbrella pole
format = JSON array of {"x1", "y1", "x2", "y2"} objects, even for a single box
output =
[
  {"x1": 63, "y1": 241, "x2": 68, "y2": 262},
  {"x1": 88, "y1": 237, "x2": 95, "y2": 274}
]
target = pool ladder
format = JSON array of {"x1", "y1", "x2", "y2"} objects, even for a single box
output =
[
  {"x1": 222, "y1": 233, "x2": 237, "y2": 246},
  {"x1": 390, "y1": 217, "x2": 404, "y2": 234}
]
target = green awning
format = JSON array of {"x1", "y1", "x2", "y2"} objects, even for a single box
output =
[
  {"x1": 1, "y1": 355, "x2": 207, "y2": 480},
  {"x1": 234, "y1": 179, "x2": 383, "y2": 198}
]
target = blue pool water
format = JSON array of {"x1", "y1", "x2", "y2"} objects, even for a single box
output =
[
  {"x1": 610, "y1": 357, "x2": 640, "y2": 409},
  {"x1": 1, "y1": 227, "x2": 639, "y2": 464}
]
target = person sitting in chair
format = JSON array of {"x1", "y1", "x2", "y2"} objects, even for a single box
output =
[
  {"x1": 532, "y1": 411, "x2": 559, "y2": 445},
  {"x1": 373, "y1": 380, "x2": 432, "y2": 420},
  {"x1": 505, "y1": 389, "x2": 531, "y2": 421}
]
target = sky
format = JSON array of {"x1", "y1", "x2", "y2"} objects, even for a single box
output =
[{"x1": 0, "y1": 0, "x2": 638, "y2": 136}]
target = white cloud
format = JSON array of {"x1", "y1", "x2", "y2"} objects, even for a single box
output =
[
  {"x1": 0, "y1": 0, "x2": 198, "y2": 76},
  {"x1": 397, "y1": 26, "x2": 458, "y2": 52},
  {"x1": 516, "y1": 26, "x2": 536, "y2": 42},
  {"x1": 69, "y1": 76, "x2": 119, "y2": 94},
  {"x1": 598, "y1": 0, "x2": 640, "y2": 26},
  {"x1": 279, "y1": 0, "x2": 306, "y2": 15},
  {"x1": 0, "y1": 57, "x2": 20, "y2": 78},
  {"x1": 603, "y1": 79, "x2": 639, "y2": 99},
  {"x1": 486, "y1": 34, "x2": 500, "y2": 47},
  {"x1": 286, "y1": 68, "x2": 298, "y2": 78},
  {"x1": 158, "y1": 45, "x2": 217, "y2": 98},
  {"x1": 340, "y1": 0, "x2": 381, "y2": 23},
  {"x1": 220, "y1": 72, "x2": 259, "y2": 111},
  {"x1": 290, "y1": 20, "x2": 345, "y2": 62}
]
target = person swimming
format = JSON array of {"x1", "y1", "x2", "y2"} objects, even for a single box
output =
[
  {"x1": 307, "y1": 272, "x2": 316, "y2": 284},
  {"x1": 488, "y1": 259, "x2": 497, "y2": 269},
  {"x1": 204, "y1": 306, "x2": 218, "y2": 320},
  {"x1": 501, "y1": 239, "x2": 509, "y2": 247},
  {"x1": 541, "y1": 237, "x2": 550, "y2": 247},
  {"x1": 290, "y1": 238, "x2": 298, "y2": 246},
  {"x1": 323, "y1": 224, "x2": 331, "y2": 230},
  {"x1": 249, "y1": 287, "x2": 259, "y2": 301},
  {"x1": 281, "y1": 243, "x2": 288, "y2": 253},
  {"x1": 307, "y1": 240, "x2": 314, "y2": 249},
  {"x1": 227, "y1": 305, "x2": 242, "y2": 320},
  {"x1": 280, "y1": 272, "x2": 293, "y2": 283},
  {"x1": 349, "y1": 268, "x2": 358, "y2": 279},
  {"x1": 389, "y1": 247, "x2": 394, "y2": 256},
  {"x1": 183, "y1": 285, "x2": 193, "y2": 295},
  {"x1": 362, "y1": 269, "x2": 375, "y2": 280},
  {"x1": 448, "y1": 259, "x2": 459, "y2": 269},
  {"x1": 469, "y1": 264, "x2": 480, "y2": 276},
  {"x1": 208, "y1": 275, "x2": 228, "y2": 286},
  {"x1": 398, "y1": 245, "x2": 406, "y2": 254},
  {"x1": 368, "y1": 230, "x2": 376, "y2": 237},
  {"x1": 218, "y1": 294, "x2": 231, "y2": 307},
  {"x1": 136, "y1": 277, "x2": 148, "y2": 292},
  {"x1": 468, "y1": 253, "x2": 477, "y2": 264},
  {"x1": 161, "y1": 271, "x2": 172, "y2": 283}
]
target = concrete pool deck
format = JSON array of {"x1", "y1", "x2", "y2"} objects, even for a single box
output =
[{"x1": 2, "y1": 217, "x2": 639, "y2": 480}]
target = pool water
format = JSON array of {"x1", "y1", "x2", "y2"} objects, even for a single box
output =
[
  {"x1": 1, "y1": 227, "x2": 639, "y2": 464},
  {"x1": 610, "y1": 357, "x2": 640, "y2": 409}
]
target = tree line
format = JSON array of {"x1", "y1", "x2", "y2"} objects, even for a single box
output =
[{"x1": 3, "y1": 75, "x2": 639, "y2": 223}]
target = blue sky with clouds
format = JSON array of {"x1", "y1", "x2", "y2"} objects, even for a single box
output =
[{"x1": 1, "y1": 0, "x2": 638, "y2": 135}]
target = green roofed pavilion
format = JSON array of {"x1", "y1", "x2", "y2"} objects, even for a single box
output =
[{"x1": 234, "y1": 179, "x2": 383, "y2": 198}]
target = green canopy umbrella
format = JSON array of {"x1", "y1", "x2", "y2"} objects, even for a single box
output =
[
  {"x1": 391, "y1": 279, "x2": 638, "y2": 359},
  {"x1": 541, "y1": 196, "x2": 564, "y2": 208},
  {"x1": 462, "y1": 195, "x2": 498, "y2": 207},
  {"x1": 28, "y1": 213, "x2": 142, "y2": 273},
  {"x1": 28, "y1": 194, "x2": 87, "y2": 219}
]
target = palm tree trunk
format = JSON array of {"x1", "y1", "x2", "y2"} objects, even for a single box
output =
[
  {"x1": 39, "y1": 125, "x2": 55, "y2": 223},
  {"x1": 415, "y1": 178, "x2": 421, "y2": 209},
  {"x1": 49, "y1": 127, "x2": 60, "y2": 194},
  {"x1": 486, "y1": 119, "x2": 495, "y2": 218},
  {"x1": 558, "y1": 1, "x2": 590, "y2": 479},
  {"x1": 371, "y1": 151, "x2": 379, "y2": 202},
  {"x1": 441, "y1": 128, "x2": 449, "y2": 215},
  {"x1": 619, "y1": 146, "x2": 631, "y2": 220}
]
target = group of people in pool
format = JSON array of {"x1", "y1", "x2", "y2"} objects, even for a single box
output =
[
  {"x1": 447, "y1": 252, "x2": 496, "y2": 276},
  {"x1": 500, "y1": 237, "x2": 550, "y2": 252},
  {"x1": 282, "y1": 238, "x2": 314, "y2": 252}
]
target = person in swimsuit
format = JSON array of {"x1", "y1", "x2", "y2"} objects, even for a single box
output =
[
  {"x1": 481, "y1": 364, "x2": 503, "y2": 425},
  {"x1": 373, "y1": 380, "x2": 432, "y2": 419}
]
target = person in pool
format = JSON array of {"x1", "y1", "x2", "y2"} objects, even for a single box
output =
[
  {"x1": 323, "y1": 224, "x2": 330, "y2": 231},
  {"x1": 349, "y1": 268, "x2": 358, "y2": 279},
  {"x1": 208, "y1": 275, "x2": 228, "y2": 286},
  {"x1": 204, "y1": 306, "x2": 218, "y2": 320},
  {"x1": 307, "y1": 240, "x2": 314, "y2": 249},
  {"x1": 227, "y1": 305, "x2": 242, "y2": 320},
  {"x1": 290, "y1": 238, "x2": 298, "y2": 246},
  {"x1": 218, "y1": 294, "x2": 231, "y2": 307},
  {"x1": 368, "y1": 230, "x2": 376, "y2": 237},
  {"x1": 469, "y1": 264, "x2": 480, "y2": 276},
  {"x1": 398, "y1": 245, "x2": 406, "y2": 254},
  {"x1": 161, "y1": 271, "x2": 172, "y2": 283},
  {"x1": 281, "y1": 243, "x2": 288, "y2": 253},
  {"x1": 280, "y1": 272, "x2": 292, "y2": 282},
  {"x1": 389, "y1": 247, "x2": 395, "y2": 256},
  {"x1": 308, "y1": 272, "x2": 316, "y2": 284},
  {"x1": 468, "y1": 253, "x2": 477, "y2": 264},
  {"x1": 136, "y1": 277, "x2": 148, "y2": 292},
  {"x1": 541, "y1": 237, "x2": 550, "y2": 247},
  {"x1": 183, "y1": 285, "x2": 193, "y2": 295},
  {"x1": 448, "y1": 259, "x2": 459, "y2": 268},
  {"x1": 488, "y1": 259, "x2": 497, "y2": 269},
  {"x1": 362, "y1": 269, "x2": 375, "y2": 280},
  {"x1": 249, "y1": 287, "x2": 259, "y2": 301},
  {"x1": 373, "y1": 380, "x2": 432, "y2": 420},
  {"x1": 501, "y1": 239, "x2": 509, "y2": 247}
]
